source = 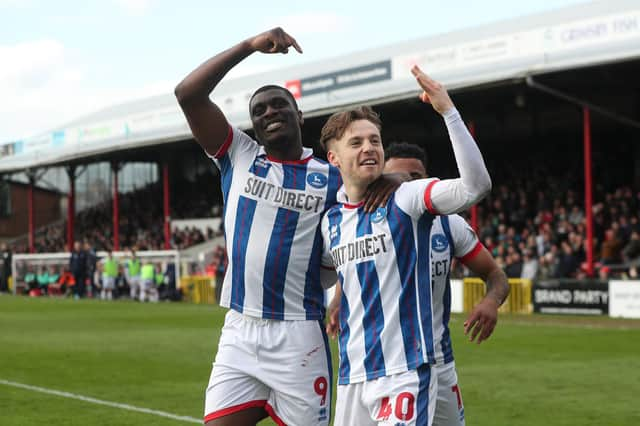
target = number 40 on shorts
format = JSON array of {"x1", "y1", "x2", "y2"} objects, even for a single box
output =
[{"x1": 376, "y1": 392, "x2": 415, "y2": 421}]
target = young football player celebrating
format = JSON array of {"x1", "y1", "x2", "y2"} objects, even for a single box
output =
[{"x1": 320, "y1": 67, "x2": 504, "y2": 425}]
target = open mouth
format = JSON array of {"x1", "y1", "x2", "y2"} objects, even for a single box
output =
[
  {"x1": 360, "y1": 159, "x2": 378, "y2": 167},
  {"x1": 265, "y1": 121, "x2": 285, "y2": 133}
]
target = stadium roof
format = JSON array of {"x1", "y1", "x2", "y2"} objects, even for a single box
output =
[{"x1": 1, "y1": 0, "x2": 639, "y2": 173}]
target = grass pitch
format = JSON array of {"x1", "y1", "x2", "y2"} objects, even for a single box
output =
[{"x1": 1, "y1": 295, "x2": 639, "y2": 425}]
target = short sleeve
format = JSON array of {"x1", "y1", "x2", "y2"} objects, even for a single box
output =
[
  {"x1": 320, "y1": 214, "x2": 335, "y2": 269},
  {"x1": 320, "y1": 213, "x2": 337, "y2": 289},
  {"x1": 207, "y1": 125, "x2": 260, "y2": 169},
  {"x1": 393, "y1": 178, "x2": 440, "y2": 219},
  {"x1": 448, "y1": 214, "x2": 482, "y2": 261}
]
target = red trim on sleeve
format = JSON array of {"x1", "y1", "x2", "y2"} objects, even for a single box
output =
[
  {"x1": 423, "y1": 179, "x2": 440, "y2": 215},
  {"x1": 204, "y1": 400, "x2": 267, "y2": 423},
  {"x1": 264, "y1": 403, "x2": 287, "y2": 426},
  {"x1": 321, "y1": 264, "x2": 335, "y2": 271},
  {"x1": 266, "y1": 154, "x2": 313, "y2": 164},
  {"x1": 213, "y1": 125, "x2": 234, "y2": 159},
  {"x1": 459, "y1": 241, "x2": 483, "y2": 265}
]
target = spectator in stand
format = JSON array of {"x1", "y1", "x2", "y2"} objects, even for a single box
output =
[
  {"x1": 568, "y1": 205, "x2": 584, "y2": 226},
  {"x1": 600, "y1": 228, "x2": 623, "y2": 265},
  {"x1": 623, "y1": 230, "x2": 640, "y2": 265},
  {"x1": 505, "y1": 249, "x2": 523, "y2": 278},
  {"x1": 69, "y1": 241, "x2": 87, "y2": 299},
  {"x1": 555, "y1": 241, "x2": 579, "y2": 278},
  {"x1": 521, "y1": 249, "x2": 538, "y2": 280},
  {"x1": 598, "y1": 266, "x2": 611, "y2": 281}
]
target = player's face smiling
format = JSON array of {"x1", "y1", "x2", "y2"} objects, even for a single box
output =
[
  {"x1": 330, "y1": 119, "x2": 384, "y2": 186},
  {"x1": 250, "y1": 89, "x2": 302, "y2": 149}
]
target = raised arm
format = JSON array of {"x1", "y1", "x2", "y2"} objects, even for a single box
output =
[
  {"x1": 412, "y1": 66, "x2": 492, "y2": 214},
  {"x1": 174, "y1": 28, "x2": 302, "y2": 156}
]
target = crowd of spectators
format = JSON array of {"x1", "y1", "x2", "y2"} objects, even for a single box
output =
[
  {"x1": 456, "y1": 176, "x2": 640, "y2": 281},
  {"x1": 10, "y1": 177, "x2": 223, "y2": 253},
  {"x1": 6, "y1": 169, "x2": 640, "y2": 281}
]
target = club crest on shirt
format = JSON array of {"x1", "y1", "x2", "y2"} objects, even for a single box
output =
[
  {"x1": 329, "y1": 224, "x2": 340, "y2": 241},
  {"x1": 431, "y1": 234, "x2": 449, "y2": 253},
  {"x1": 370, "y1": 207, "x2": 386, "y2": 223},
  {"x1": 307, "y1": 172, "x2": 328, "y2": 189},
  {"x1": 250, "y1": 156, "x2": 271, "y2": 177}
]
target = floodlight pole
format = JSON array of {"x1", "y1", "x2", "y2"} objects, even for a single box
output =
[
  {"x1": 163, "y1": 161, "x2": 171, "y2": 250},
  {"x1": 111, "y1": 162, "x2": 121, "y2": 251},
  {"x1": 65, "y1": 166, "x2": 76, "y2": 251},
  {"x1": 26, "y1": 170, "x2": 36, "y2": 253},
  {"x1": 583, "y1": 107, "x2": 594, "y2": 277}
]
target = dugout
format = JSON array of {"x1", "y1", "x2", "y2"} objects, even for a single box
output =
[{"x1": 0, "y1": 0, "x2": 639, "y2": 281}]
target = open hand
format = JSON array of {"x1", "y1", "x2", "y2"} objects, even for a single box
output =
[
  {"x1": 411, "y1": 65, "x2": 454, "y2": 115},
  {"x1": 463, "y1": 296, "x2": 499, "y2": 344}
]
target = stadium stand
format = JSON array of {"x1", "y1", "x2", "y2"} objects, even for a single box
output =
[
  {"x1": 2, "y1": 0, "x2": 640, "y2": 294},
  {"x1": 8, "y1": 172, "x2": 223, "y2": 253}
]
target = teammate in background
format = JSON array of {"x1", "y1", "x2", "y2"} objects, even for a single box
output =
[
  {"x1": 126, "y1": 249, "x2": 142, "y2": 300},
  {"x1": 84, "y1": 241, "x2": 97, "y2": 298},
  {"x1": 69, "y1": 241, "x2": 86, "y2": 299},
  {"x1": 139, "y1": 261, "x2": 156, "y2": 303},
  {"x1": 319, "y1": 69, "x2": 499, "y2": 425},
  {"x1": 154, "y1": 263, "x2": 165, "y2": 302},
  {"x1": 101, "y1": 251, "x2": 118, "y2": 301},
  {"x1": 382, "y1": 142, "x2": 510, "y2": 425}
]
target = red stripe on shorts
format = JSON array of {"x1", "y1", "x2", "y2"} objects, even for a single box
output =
[
  {"x1": 204, "y1": 399, "x2": 267, "y2": 423},
  {"x1": 265, "y1": 402, "x2": 287, "y2": 426}
]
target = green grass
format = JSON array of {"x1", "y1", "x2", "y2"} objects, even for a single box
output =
[{"x1": 1, "y1": 295, "x2": 639, "y2": 425}]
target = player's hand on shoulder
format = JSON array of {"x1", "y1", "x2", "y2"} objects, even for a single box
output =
[
  {"x1": 411, "y1": 65, "x2": 454, "y2": 115},
  {"x1": 249, "y1": 27, "x2": 303, "y2": 55},
  {"x1": 463, "y1": 296, "x2": 500, "y2": 344},
  {"x1": 363, "y1": 172, "x2": 409, "y2": 213}
]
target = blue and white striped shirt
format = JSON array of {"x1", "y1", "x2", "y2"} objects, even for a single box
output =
[
  {"x1": 321, "y1": 181, "x2": 479, "y2": 384},
  {"x1": 211, "y1": 126, "x2": 341, "y2": 320}
]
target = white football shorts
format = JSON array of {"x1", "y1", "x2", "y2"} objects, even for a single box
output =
[
  {"x1": 204, "y1": 309, "x2": 332, "y2": 425},
  {"x1": 102, "y1": 276, "x2": 116, "y2": 290},
  {"x1": 334, "y1": 363, "x2": 437, "y2": 426},
  {"x1": 433, "y1": 361, "x2": 465, "y2": 426}
]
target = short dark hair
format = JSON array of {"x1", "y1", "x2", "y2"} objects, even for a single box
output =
[
  {"x1": 249, "y1": 85, "x2": 299, "y2": 111},
  {"x1": 385, "y1": 142, "x2": 428, "y2": 170},
  {"x1": 319, "y1": 106, "x2": 382, "y2": 151}
]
